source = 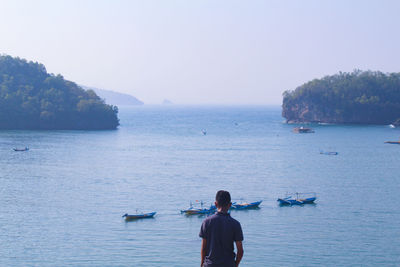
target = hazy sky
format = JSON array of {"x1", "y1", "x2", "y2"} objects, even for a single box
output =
[{"x1": 1, "y1": 0, "x2": 400, "y2": 104}]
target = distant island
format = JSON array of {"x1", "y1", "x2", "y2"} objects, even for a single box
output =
[
  {"x1": 81, "y1": 86, "x2": 143, "y2": 106},
  {"x1": 282, "y1": 70, "x2": 400, "y2": 125},
  {"x1": 0, "y1": 55, "x2": 119, "y2": 130}
]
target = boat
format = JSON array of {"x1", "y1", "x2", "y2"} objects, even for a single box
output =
[
  {"x1": 122, "y1": 212, "x2": 156, "y2": 220},
  {"x1": 201, "y1": 130, "x2": 207, "y2": 135},
  {"x1": 277, "y1": 192, "x2": 317, "y2": 206},
  {"x1": 181, "y1": 201, "x2": 215, "y2": 215},
  {"x1": 181, "y1": 208, "x2": 214, "y2": 215},
  {"x1": 320, "y1": 150, "x2": 338, "y2": 155},
  {"x1": 293, "y1": 127, "x2": 314, "y2": 133},
  {"x1": 13, "y1": 147, "x2": 29, "y2": 151},
  {"x1": 231, "y1": 200, "x2": 262, "y2": 210},
  {"x1": 384, "y1": 141, "x2": 400, "y2": 144},
  {"x1": 389, "y1": 124, "x2": 396, "y2": 128}
]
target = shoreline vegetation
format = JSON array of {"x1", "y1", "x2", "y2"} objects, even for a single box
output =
[
  {"x1": 282, "y1": 70, "x2": 400, "y2": 125},
  {"x1": 0, "y1": 55, "x2": 119, "y2": 130}
]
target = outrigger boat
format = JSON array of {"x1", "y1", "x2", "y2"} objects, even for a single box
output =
[
  {"x1": 231, "y1": 200, "x2": 262, "y2": 210},
  {"x1": 277, "y1": 192, "x2": 317, "y2": 205},
  {"x1": 122, "y1": 212, "x2": 156, "y2": 220},
  {"x1": 13, "y1": 147, "x2": 29, "y2": 151},
  {"x1": 181, "y1": 201, "x2": 216, "y2": 215}
]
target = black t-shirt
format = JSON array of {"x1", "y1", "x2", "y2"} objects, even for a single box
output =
[{"x1": 199, "y1": 212, "x2": 243, "y2": 267}]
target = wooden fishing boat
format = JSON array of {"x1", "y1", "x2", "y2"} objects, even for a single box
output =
[
  {"x1": 231, "y1": 200, "x2": 262, "y2": 210},
  {"x1": 277, "y1": 192, "x2": 317, "y2": 206},
  {"x1": 122, "y1": 212, "x2": 156, "y2": 220},
  {"x1": 181, "y1": 201, "x2": 215, "y2": 215},
  {"x1": 181, "y1": 208, "x2": 213, "y2": 215},
  {"x1": 13, "y1": 147, "x2": 29, "y2": 151}
]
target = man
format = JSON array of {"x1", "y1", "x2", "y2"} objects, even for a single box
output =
[{"x1": 199, "y1": 190, "x2": 244, "y2": 267}]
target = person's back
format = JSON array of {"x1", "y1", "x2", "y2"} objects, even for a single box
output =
[{"x1": 200, "y1": 190, "x2": 244, "y2": 267}]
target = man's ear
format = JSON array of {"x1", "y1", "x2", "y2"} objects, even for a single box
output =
[{"x1": 215, "y1": 201, "x2": 218, "y2": 207}]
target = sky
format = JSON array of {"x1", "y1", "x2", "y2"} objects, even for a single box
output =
[{"x1": 1, "y1": 0, "x2": 400, "y2": 105}]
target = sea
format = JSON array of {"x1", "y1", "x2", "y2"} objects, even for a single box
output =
[{"x1": 1, "y1": 105, "x2": 399, "y2": 266}]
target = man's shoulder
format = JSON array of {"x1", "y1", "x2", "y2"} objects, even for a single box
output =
[
  {"x1": 203, "y1": 213, "x2": 241, "y2": 225},
  {"x1": 228, "y1": 215, "x2": 242, "y2": 227},
  {"x1": 202, "y1": 213, "x2": 219, "y2": 223},
  {"x1": 229, "y1": 215, "x2": 241, "y2": 224}
]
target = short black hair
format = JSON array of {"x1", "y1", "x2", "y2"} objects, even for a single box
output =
[{"x1": 216, "y1": 190, "x2": 231, "y2": 207}]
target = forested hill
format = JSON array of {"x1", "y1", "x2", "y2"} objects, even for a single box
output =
[
  {"x1": 282, "y1": 70, "x2": 400, "y2": 125},
  {"x1": 0, "y1": 55, "x2": 119, "y2": 130}
]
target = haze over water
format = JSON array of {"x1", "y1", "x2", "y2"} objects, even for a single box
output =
[{"x1": 1, "y1": 106, "x2": 399, "y2": 266}]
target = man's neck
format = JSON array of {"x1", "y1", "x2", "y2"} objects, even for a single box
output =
[{"x1": 217, "y1": 208, "x2": 229, "y2": 213}]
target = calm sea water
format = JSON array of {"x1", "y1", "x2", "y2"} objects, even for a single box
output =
[{"x1": 1, "y1": 105, "x2": 400, "y2": 266}]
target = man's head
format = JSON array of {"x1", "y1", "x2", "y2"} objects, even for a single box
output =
[{"x1": 215, "y1": 190, "x2": 232, "y2": 211}]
